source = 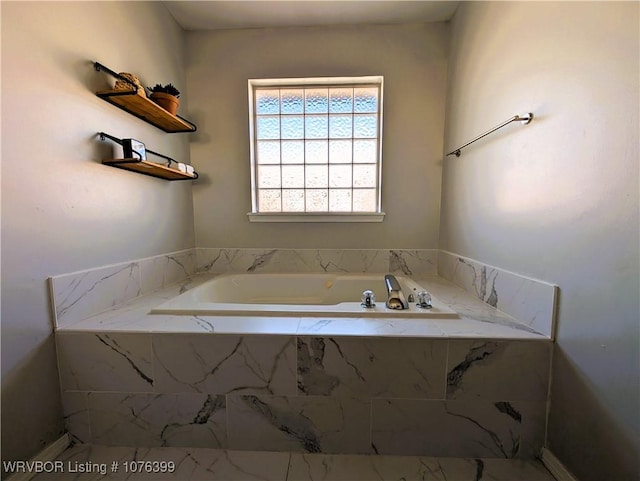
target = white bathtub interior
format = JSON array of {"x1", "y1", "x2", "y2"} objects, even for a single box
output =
[{"x1": 151, "y1": 273, "x2": 458, "y2": 318}]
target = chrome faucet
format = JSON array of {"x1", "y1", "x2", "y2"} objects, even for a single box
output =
[{"x1": 384, "y1": 274, "x2": 409, "y2": 310}]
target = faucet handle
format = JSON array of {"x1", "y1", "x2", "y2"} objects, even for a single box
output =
[
  {"x1": 361, "y1": 290, "x2": 376, "y2": 308},
  {"x1": 416, "y1": 291, "x2": 432, "y2": 309}
]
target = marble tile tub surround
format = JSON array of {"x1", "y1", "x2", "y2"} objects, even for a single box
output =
[
  {"x1": 57, "y1": 331, "x2": 551, "y2": 458},
  {"x1": 49, "y1": 248, "x2": 437, "y2": 329},
  {"x1": 438, "y1": 251, "x2": 558, "y2": 339},
  {"x1": 49, "y1": 247, "x2": 556, "y2": 337},
  {"x1": 49, "y1": 249, "x2": 196, "y2": 328}
]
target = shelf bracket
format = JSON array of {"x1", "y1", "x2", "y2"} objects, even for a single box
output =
[{"x1": 97, "y1": 132, "x2": 198, "y2": 180}]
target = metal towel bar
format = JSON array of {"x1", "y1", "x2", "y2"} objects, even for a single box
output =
[{"x1": 446, "y1": 113, "x2": 533, "y2": 157}]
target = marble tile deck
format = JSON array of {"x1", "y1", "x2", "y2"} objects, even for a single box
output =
[
  {"x1": 31, "y1": 444, "x2": 556, "y2": 481},
  {"x1": 55, "y1": 273, "x2": 549, "y2": 340}
]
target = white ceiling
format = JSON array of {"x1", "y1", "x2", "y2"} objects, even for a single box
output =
[{"x1": 164, "y1": 1, "x2": 460, "y2": 31}]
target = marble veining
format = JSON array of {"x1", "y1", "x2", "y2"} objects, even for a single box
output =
[
  {"x1": 297, "y1": 337, "x2": 448, "y2": 398},
  {"x1": 57, "y1": 333, "x2": 153, "y2": 392},
  {"x1": 227, "y1": 395, "x2": 371, "y2": 454},
  {"x1": 455, "y1": 258, "x2": 499, "y2": 307},
  {"x1": 247, "y1": 249, "x2": 279, "y2": 272},
  {"x1": 447, "y1": 342, "x2": 500, "y2": 395},
  {"x1": 443, "y1": 401, "x2": 522, "y2": 458},
  {"x1": 242, "y1": 395, "x2": 323, "y2": 452},
  {"x1": 139, "y1": 249, "x2": 196, "y2": 295},
  {"x1": 446, "y1": 340, "x2": 551, "y2": 401},
  {"x1": 371, "y1": 398, "x2": 545, "y2": 458},
  {"x1": 153, "y1": 335, "x2": 296, "y2": 395},
  {"x1": 88, "y1": 392, "x2": 227, "y2": 448},
  {"x1": 96, "y1": 334, "x2": 153, "y2": 385},
  {"x1": 297, "y1": 337, "x2": 340, "y2": 396},
  {"x1": 389, "y1": 249, "x2": 437, "y2": 276}
]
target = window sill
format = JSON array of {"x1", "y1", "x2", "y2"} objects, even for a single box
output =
[{"x1": 247, "y1": 212, "x2": 385, "y2": 223}]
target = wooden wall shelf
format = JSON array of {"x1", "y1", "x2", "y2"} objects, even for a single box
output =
[
  {"x1": 94, "y1": 62, "x2": 197, "y2": 133},
  {"x1": 96, "y1": 89, "x2": 196, "y2": 133},
  {"x1": 102, "y1": 159, "x2": 198, "y2": 181}
]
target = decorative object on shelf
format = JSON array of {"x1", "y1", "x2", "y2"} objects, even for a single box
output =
[
  {"x1": 94, "y1": 62, "x2": 197, "y2": 133},
  {"x1": 148, "y1": 83, "x2": 180, "y2": 116},
  {"x1": 122, "y1": 138, "x2": 146, "y2": 160},
  {"x1": 98, "y1": 132, "x2": 198, "y2": 181},
  {"x1": 114, "y1": 72, "x2": 146, "y2": 97}
]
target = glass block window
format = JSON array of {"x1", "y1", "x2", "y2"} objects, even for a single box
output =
[{"x1": 248, "y1": 77, "x2": 384, "y2": 220}]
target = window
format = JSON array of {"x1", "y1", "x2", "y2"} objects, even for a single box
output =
[{"x1": 248, "y1": 77, "x2": 384, "y2": 222}]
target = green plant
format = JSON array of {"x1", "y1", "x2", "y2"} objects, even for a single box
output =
[{"x1": 148, "y1": 83, "x2": 180, "y2": 98}]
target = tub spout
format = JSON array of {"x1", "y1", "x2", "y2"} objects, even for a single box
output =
[{"x1": 384, "y1": 274, "x2": 409, "y2": 310}]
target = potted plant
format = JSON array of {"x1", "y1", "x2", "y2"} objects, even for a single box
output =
[{"x1": 148, "y1": 83, "x2": 181, "y2": 115}]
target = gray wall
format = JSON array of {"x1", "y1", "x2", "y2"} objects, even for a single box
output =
[
  {"x1": 3, "y1": 3, "x2": 639, "y2": 479},
  {"x1": 1, "y1": 1, "x2": 194, "y2": 469},
  {"x1": 186, "y1": 23, "x2": 449, "y2": 249},
  {"x1": 441, "y1": 2, "x2": 639, "y2": 480}
]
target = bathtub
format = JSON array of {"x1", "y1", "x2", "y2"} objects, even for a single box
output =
[{"x1": 150, "y1": 273, "x2": 458, "y2": 318}]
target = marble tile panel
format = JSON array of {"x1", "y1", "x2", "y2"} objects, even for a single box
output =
[
  {"x1": 145, "y1": 315, "x2": 301, "y2": 335},
  {"x1": 297, "y1": 317, "x2": 445, "y2": 338},
  {"x1": 196, "y1": 248, "x2": 390, "y2": 274},
  {"x1": 306, "y1": 249, "x2": 390, "y2": 273},
  {"x1": 139, "y1": 249, "x2": 196, "y2": 295},
  {"x1": 446, "y1": 340, "x2": 551, "y2": 401},
  {"x1": 196, "y1": 248, "x2": 289, "y2": 273},
  {"x1": 227, "y1": 394, "x2": 371, "y2": 454},
  {"x1": 438, "y1": 251, "x2": 556, "y2": 338},
  {"x1": 50, "y1": 262, "x2": 141, "y2": 327},
  {"x1": 287, "y1": 453, "x2": 555, "y2": 481},
  {"x1": 288, "y1": 453, "x2": 461, "y2": 480},
  {"x1": 389, "y1": 249, "x2": 438, "y2": 277},
  {"x1": 57, "y1": 332, "x2": 153, "y2": 392},
  {"x1": 153, "y1": 334, "x2": 296, "y2": 395},
  {"x1": 492, "y1": 275, "x2": 557, "y2": 339},
  {"x1": 297, "y1": 337, "x2": 447, "y2": 398},
  {"x1": 288, "y1": 452, "x2": 454, "y2": 480},
  {"x1": 61, "y1": 392, "x2": 90, "y2": 444},
  {"x1": 433, "y1": 317, "x2": 547, "y2": 340},
  {"x1": 88, "y1": 392, "x2": 227, "y2": 448},
  {"x1": 371, "y1": 398, "x2": 546, "y2": 458}
]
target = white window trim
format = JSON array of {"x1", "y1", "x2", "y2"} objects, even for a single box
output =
[
  {"x1": 247, "y1": 212, "x2": 385, "y2": 223},
  {"x1": 247, "y1": 76, "x2": 384, "y2": 222}
]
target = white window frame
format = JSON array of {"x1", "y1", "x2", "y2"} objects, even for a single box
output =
[{"x1": 247, "y1": 76, "x2": 385, "y2": 223}]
